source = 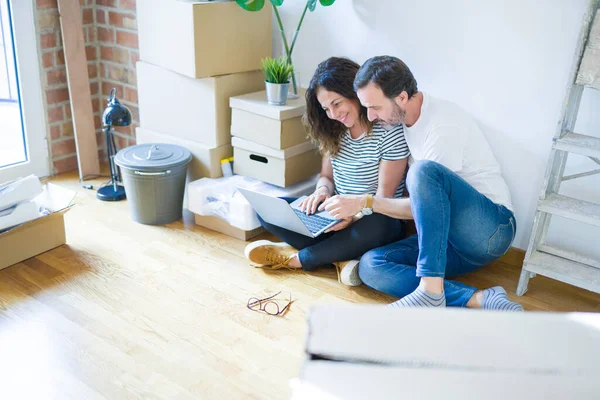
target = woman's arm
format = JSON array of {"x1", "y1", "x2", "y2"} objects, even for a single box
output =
[
  {"x1": 321, "y1": 124, "x2": 411, "y2": 219},
  {"x1": 299, "y1": 157, "x2": 335, "y2": 214},
  {"x1": 316, "y1": 157, "x2": 334, "y2": 195}
]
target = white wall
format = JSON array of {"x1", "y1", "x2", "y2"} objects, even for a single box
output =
[{"x1": 275, "y1": 0, "x2": 600, "y2": 254}]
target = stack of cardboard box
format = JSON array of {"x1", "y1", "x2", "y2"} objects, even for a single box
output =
[
  {"x1": 136, "y1": 0, "x2": 322, "y2": 239},
  {"x1": 229, "y1": 90, "x2": 322, "y2": 187},
  {"x1": 136, "y1": 0, "x2": 271, "y2": 181}
]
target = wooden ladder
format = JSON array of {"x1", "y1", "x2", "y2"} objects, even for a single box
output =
[{"x1": 517, "y1": 0, "x2": 600, "y2": 295}]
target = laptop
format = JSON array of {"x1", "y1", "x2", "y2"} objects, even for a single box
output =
[{"x1": 237, "y1": 187, "x2": 341, "y2": 238}]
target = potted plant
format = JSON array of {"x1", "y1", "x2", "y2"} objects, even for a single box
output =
[
  {"x1": 261, "y1": 55, "x2": 294, "y2": 105},
  {"x1": 235, "y1": 0, "x2": 336, "y2": 97}
]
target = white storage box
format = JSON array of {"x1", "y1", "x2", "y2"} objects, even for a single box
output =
[
  {"x1": 187, "y1": 174, "x2": 319, "y2": 231},
  {"x1": 232, "y1": 137, "x2": 321, "y2": 187},
  {"x1": 138, "y1": 0, "x2": 272, "y2": 79},
  {"x1": 137, "y1": 61, "x2": 264, "y2": 147},
  {"x1": 294, "y1": 305, "x2": 600, "y2": 400},
  {"x1": 136, "y1": 127, "x2": 232, "y2": 180},
  {"x1": 230, "y1": 90, "x2": 308, "y2": 149}
]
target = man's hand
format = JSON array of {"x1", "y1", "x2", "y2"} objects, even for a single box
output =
[
  {"x1": 299, "y1": 186, "x2": 331, "y2": 215},
  {"x1": 325, "y1": 217, "x2": 354, "y2": 233},
  {"x1": 319, "y1": 194, "x2": 365, "y2": 219}
]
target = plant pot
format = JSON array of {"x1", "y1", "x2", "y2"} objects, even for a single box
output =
[{"x1": 265, "y1": 81, "x2": 289, "y2": 106}]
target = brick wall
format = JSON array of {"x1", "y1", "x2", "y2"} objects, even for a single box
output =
[
  {"x1": 95, "y1": 0, "x2": 139, "y2": 151},
  {"x1": 35, "y1": 0, "x2": 138, "y2": 175}
]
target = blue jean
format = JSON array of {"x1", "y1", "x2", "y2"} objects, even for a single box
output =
[
  {"x1": 359, "y1": 160, "x2": 516, "y2": 307},
  {"x1": 258, "y1": 198, "x2": 405, "y2": 271}
]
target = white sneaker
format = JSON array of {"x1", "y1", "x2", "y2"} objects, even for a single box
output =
[{"x1": 335, "y1": 260, "x2": 362, "y2": 286}]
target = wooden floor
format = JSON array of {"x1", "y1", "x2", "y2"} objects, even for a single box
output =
[{"x1": 0, "y1": 171, "x2": 599, "y2": 399}]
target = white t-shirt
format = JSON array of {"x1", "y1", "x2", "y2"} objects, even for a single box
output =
[{"x1": 404, "y1": 92, "x2": 514, "y2": 211}]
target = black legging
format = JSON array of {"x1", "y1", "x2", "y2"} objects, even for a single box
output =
[{"x1": 257, "y1": 198, "x2": 405, "y2": 271}]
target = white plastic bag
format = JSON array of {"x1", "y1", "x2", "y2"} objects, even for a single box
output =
[{"x1": 187, "y1": 174, "x2": 318, "y2": 230}]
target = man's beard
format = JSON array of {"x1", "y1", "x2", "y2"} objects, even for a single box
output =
[{"x1": 377, "y1": 103, "x2": 406, "y2": 129}]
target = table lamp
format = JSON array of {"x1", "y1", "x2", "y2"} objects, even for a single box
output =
[{"x1": 97, "y1": 88, "x2": 131, "y2": 201}]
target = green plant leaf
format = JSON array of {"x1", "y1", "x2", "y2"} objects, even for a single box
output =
[
  {"x1": 261, "y1": 56, "x2": 294, "y2": 84},
  {"x1": 308, "y1": 0, "x2": 334, "y2": 11},
  {"x1": 270, "y1": 0, "x2": 284, "y2": 6},
  {"x1": 235, "y1": 0, "x2": 265, "y2": 12}
]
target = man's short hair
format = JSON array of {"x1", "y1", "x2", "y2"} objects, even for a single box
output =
[{"x1": 354, "y1": 56, "x2": 418, "y2": 99}]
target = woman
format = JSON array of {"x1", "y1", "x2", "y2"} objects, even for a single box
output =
[{"x1": 244, "y1": 57, "x2": 409, "y2": 286}]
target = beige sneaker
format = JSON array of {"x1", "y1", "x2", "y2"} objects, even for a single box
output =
[
  {"x1": 244, "y1": 240, "x2": 298, "y2": 269},
  {"x1": 335, "y1": 260, "x2": 362, "y2": 286}
]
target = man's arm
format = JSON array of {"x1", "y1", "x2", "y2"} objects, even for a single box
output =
[
  {"x1": 371, "y1": 125, "x2": 464, "y2": 220},
  {"x1": 372, "y1": 196, "x2": 413, "y2": 220}
]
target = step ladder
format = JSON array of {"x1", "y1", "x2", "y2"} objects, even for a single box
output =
[{"x1": 517, "y1": 0, "x2": 600, "y2": 296}]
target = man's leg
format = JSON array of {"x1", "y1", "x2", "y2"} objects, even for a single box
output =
[
  {"x1": 359, "y1": 235, "x2": 479, "y2": 307},
  {"x1": 384, "y1": 160, "x2": 522, "y2": 310}
]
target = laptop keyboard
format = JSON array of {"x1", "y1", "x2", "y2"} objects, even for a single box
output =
[{"x1": 293, "y1": 209, "x2": 335, "y2": 234}]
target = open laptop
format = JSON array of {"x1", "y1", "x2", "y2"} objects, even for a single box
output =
[{"x1": 237, "y1": 187, "x2": 341, "y2": 238}]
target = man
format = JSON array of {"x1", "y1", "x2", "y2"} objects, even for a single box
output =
[{"x1": 320, "y1": 55, "x2": 523, "y2": 310}]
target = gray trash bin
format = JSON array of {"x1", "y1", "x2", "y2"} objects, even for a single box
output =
[{"x1": 115, "y1": 143, "x2": 192, "y2": 225}]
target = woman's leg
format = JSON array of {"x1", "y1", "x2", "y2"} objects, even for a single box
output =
[
  {"x1": 296, "y1": 213, "x2": 404, "y2": 271},
  {"x1": 251, "y1": 197, "x2": 330, "y2": 250},
  {"x1": 248, "y1": 197, "x2": 333, "y2": 268},
  {"x1": 251, "y1": 198, "x2": 405, "y2": 271}
]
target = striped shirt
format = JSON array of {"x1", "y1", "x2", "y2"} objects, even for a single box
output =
[{"x1": 330, "y1": 124, "x2": 409, "y2": 198}]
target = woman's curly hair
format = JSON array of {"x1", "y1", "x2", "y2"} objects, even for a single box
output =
[{"x1": 302, "y1": 57, "x2": 373, "y2": 157}]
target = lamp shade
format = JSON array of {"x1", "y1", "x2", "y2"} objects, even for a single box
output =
[{"x1": 102, "y1": 88, "x2": 132, "y2": 127}]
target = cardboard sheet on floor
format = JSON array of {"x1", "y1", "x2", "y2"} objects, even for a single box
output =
[{"x1": 293, "y1": 305, "x2": 600, "y2": 399}]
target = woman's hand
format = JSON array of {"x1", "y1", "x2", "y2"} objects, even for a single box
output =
[
  {"x1": 325, "y1": 217, "x2": 354, "y2": 233},
  {"x1": 299, "y1": 186, "x2": 331, "y2": 215},
  {"x1": 319, "y1": 194, "x2": 365, "y2": 219}
]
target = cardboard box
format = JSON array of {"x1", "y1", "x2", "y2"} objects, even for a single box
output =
[
  {"x1": 230, "y1": 90, "x2": 308, "y2": 149},
  {"x1": 194, "y1": 214, "x2": 264, "y2": 241},
  {"x1": 232, "y1": 137, "x2": 322, "y2": 188},
  {"x1": 0, "y1": 183, "x2": 75, "y2": 270},
  {"x1": 137, "y1": 61, "x2": 264, "y2": 147},
  {"x1": 294, "y1": 305, "x2": 600, "y2": 399},
  {"x1": 138, "y1": 0, "x2": 272, "y2": 79},
  {"x1": 230, "y1": 90, "x2": 307, "y2": 121},
  {"x1": 136, "y1": 127, "x2": 232, "y2": 180}
]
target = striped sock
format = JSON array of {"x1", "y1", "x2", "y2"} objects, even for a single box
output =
[
  {"x1": 388, "y1": 286, "x2": 446, "y2": 308},
  {"x1": 482, "y1": 286, "x2": 524, "y2": 312}
]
